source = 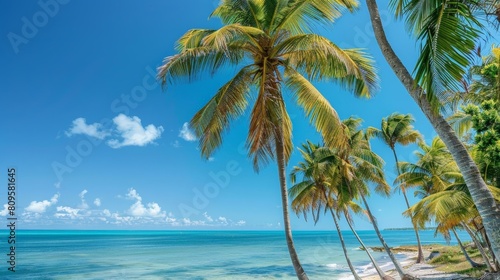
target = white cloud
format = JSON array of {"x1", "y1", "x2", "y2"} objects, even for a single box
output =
[
  {"x1": 208, "y1": 157, "x2": 215, "y2": 162},
  {"x1": 66, "y1": 118, "x2": 109, "y2": 139},
  {"x1": 203, "y1": 212, "x2": 213, "y2": 222},
  {"x1": 125, "y1": 188, "x2": 166, "y2": 218},
  {"x1": 0, "y1": 204, "x2": 9, "y2": 216},
  {"x1": 25, "y1": 194, "x2": 59, "y2": 213},
  {"x1": 166, "y1": 212, "x2": 177, "y2": 224},
  {"x1": 179, "y1": 122, "x2": 197, "y2": 141},
  {"x1": 54, "y1": 182, "x2": 61, "y2": 188},
  {"x1": 108, "y1": 114, "x2": 163, "y2": 148},
  {"x1": 55, "y1": 206, "x2": 81, "y2": 219},
  {"x1": 236, "y1": 220, "x2": 246, "y2": 226},
  {"x1": 94, "y1": 198, "x2": 101, "y2": 207},
  {"x1": 103, "y1": 209, "x2": 111, "y2": 217},
  {"x1": 79, "y1": 189, "x2": 89, "y2": 209},
  {"x1": 218, "y1": 216, "x2": 228, "y2": 225}
]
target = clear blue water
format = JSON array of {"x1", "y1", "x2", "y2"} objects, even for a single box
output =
[{"x1": 0, "y1": 230, "x2": 470, "y2": 279}]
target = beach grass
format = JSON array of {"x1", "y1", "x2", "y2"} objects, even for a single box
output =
[
  {"x1": 368, "y1": 244, "x2": 489, "y2": 278},
  {"x1": 425, "y1": 244, "x2": 487, "y2": 278}
]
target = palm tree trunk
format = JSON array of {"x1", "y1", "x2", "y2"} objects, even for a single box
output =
[
  {"x1": 452, "y1": 228, "x2": 482, "y2": 268},
  {"x1": 462, "y1": 222, "x2": 496, "y2": 272},
  {"x1": 344, "y1": 213, "x2": 393, "y2": 280},
  {"x1": 329, "y1": 207, "x2": 362, "y2": 280},
  {"x1": 479, "y1": 225, "x2": 500, "y2": 270},
  {"x1": 360, "y1": 193, "x2": 406, "y2": 278},
  {"x1": 391, "y1": 149, "x2": 425, "y2": 263},
  {"x1": 275, "y1": 135, "x2": 309, "y2": 280},
  {"x1": 365, "y1": 0, "x2": 500, "y2": 262}
]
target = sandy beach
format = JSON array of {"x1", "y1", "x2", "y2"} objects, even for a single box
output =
[{"x1": 362, "y1": 249, "x2": 475, "y2": 280}]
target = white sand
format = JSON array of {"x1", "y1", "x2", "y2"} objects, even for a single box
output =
[{"x1": 361, "y1": 252, "x2": 469, "y2": 280}]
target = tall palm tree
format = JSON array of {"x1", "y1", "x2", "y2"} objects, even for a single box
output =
[
  {"x1": 343, "y1": 118, "x2": 406, "y2": 278},
  {"x1": 364, "y1": 0, "x2": 500, "y2": 261},
  {"x1": 368, "y1": 113, "x2": 425, "y2": 263},
  {"x1": 157, "y1": 1, "x2": 377, "y2": 278}
]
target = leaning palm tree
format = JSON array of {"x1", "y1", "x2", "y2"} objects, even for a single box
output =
[
  {"x1": 406, "y1": 189, "x2": 494, "y2": 270},
  {"x1": 343, "y1": 118, "x2": 406, "y2": 278},
  {"x1": 365, "y1": 0, "x2": 500, "y2": 261},
  {"x1": 157, "y1": 1, "x2": 377, "y2": 278},
  {"x1": 368, "y1": 113, "x2": 425, "y2": 263},
  {"x1": 293, "y1": 118, "x2": 405, "y2": 278},
  {"x1": 289, "y1": 142, "x2": 363, "y2": 280}
]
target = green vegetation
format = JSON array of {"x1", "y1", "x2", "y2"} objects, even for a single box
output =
[{"x1": 427, "y1": 244, "x2": 487, "y2": 278}]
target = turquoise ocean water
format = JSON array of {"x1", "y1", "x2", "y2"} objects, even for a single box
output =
[{"x1": 0, "y1": 230, "x2": 470, "y2": 279}]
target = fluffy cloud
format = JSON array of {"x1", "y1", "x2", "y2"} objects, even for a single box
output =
[
  {"x1": 218, "y1": 216, "x2": 228, "y2": 225},
  {"x1": 203, "y1": 212, "x2": 213, "y2": 222},
  {"x1": 66, "y1": 118, "x2": 109, "y2": 139},
  {"x1": 94, "y1": 198, "x2": 101, "y2": 207},
  {"x1": 66, "y1": 114, "x2": 163, "y2": 149},
  {"x1": 25, "y1": 194, "x2": 59, "y2": 213},
  {"x1": 79, "y1": 189, "x2": 89, "y2": 209},
  {"x1": 179, "y1": 122, "x2": 197, "y2": 141},
  {"x1": 54, "y1": 206, "x2": 81, "y2": 219},
  {"x1": 126, "y1": 188, "x2": 166, "y2": 218},
  {"x1": 0, "y1": 204, "x2": 9, "y2": 216},
  {"x1": 108, "y1": 114, "x2": 163, "y2": 148}
]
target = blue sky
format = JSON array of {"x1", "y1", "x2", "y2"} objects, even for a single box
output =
[{"x1": 1, "y1": 0, "x2": 446, "y2": 230}]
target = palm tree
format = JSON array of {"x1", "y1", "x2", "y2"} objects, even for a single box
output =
[
  {"x1": 157, "y1": 1, "x2": 378, "y2": 278},
  {"x1": 467, "y1": 46, "x2": 500, "y2": 105},
  {"x1": 291, "y1": 118, "x2": 405, "y2": 279},
  {"x1": 368, "y1": 113, "x2": 425, "y2": 263},
  {"x1": 342, "y1": 118, "x2": 406, "y2": 278},
  {"x1": 395, "y1": 137, "x2": 462, "y2": 198},
  {"x1": 406, "y1": 188, "x2": 496, "y2": 270},
  {"x1": 364, "y1": 0, "x2": 500, "y2": 261},
  {"x1": 400, "y1": 138, "x2": 500, "y2": 272},
  {"x1": 289, "y1": 141, "x2": 362, "y2": 280}
]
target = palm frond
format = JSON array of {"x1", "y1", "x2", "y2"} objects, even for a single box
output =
[
  {"x1": 278, "y1": 35, "x2": 378, "y2": 96},
  {"x1": 211, "y1": 0, "x2": 262, "y2": 27},
  {"x1": 275, "y1": 0, "x2": 357, "y2": 34},
  {"x1": 158, "y1": 47, "x2": 243, "y2": 87},
  {"x1": 202, "y1": 23, "x2": 265, "y2": 53},
  {"x1": 413, "y1": 1, "x2": 481, "y2": 110},
  {"x1": 191, "y1": 65, "x2": 255, "y2": 158},
  {"x1": 284, "y1": 67, "x2": 348, "y2": 151}
]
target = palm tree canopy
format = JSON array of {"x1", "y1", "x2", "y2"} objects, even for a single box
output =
[
  {"x1": 367, "y1": 112, "x2": 422, "y2": 149},
  {"x1": 157, "y1": 0, "x2": 378, "y2": 171},
  {"x1": 395, "y1": 136, "x2": 462, "y2": 196},
  {"x1": 388, "y1": 0, "x2": 484, "y2": 110},
  {"x1": 290, "y1": 117, "x2": 391, "y2": 221}
]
